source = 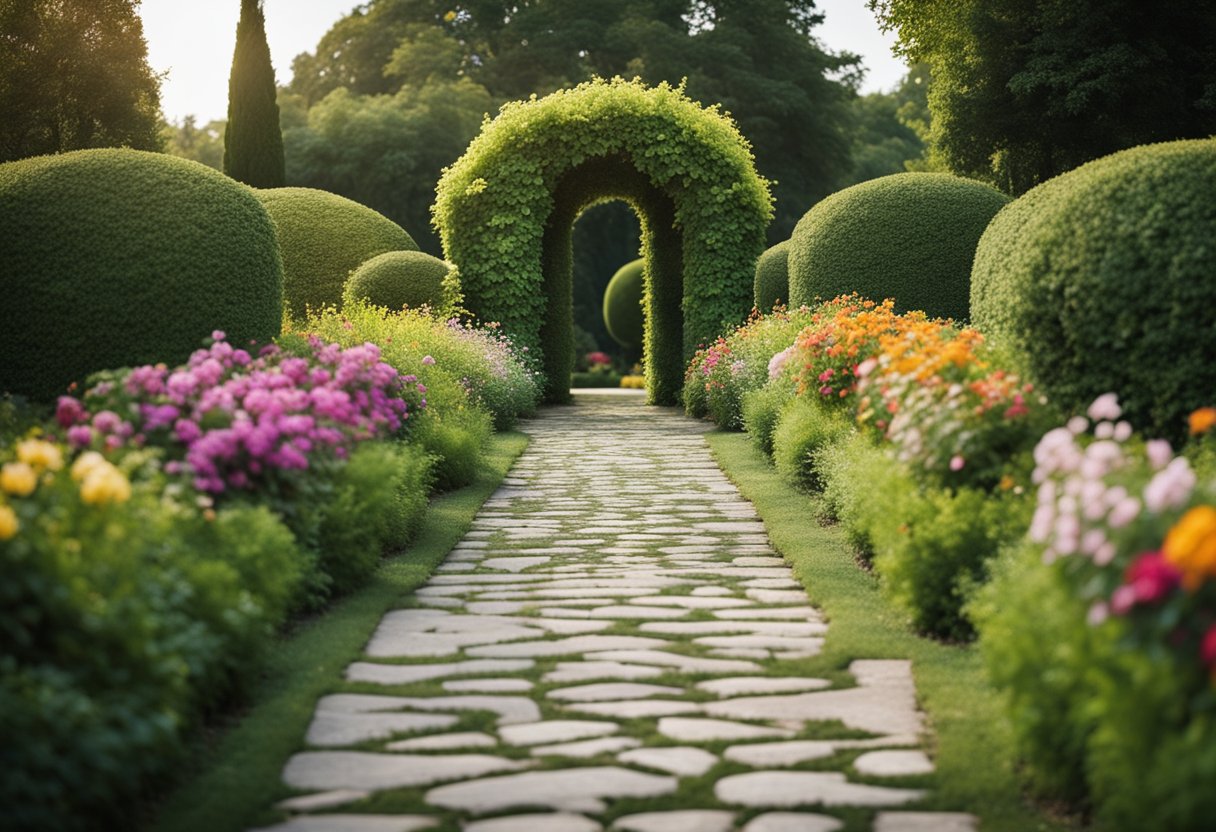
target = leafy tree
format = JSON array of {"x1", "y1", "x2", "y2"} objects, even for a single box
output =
[
  {"x1": 870, "y1": 0, "x2": 1216, "y2": 193},
  {"x1": 0, "y1": 0, "x2": 163, "y2": 162},
  {"x1": 163, "y1": 116, "x2": 226, "y2": 170},
  {"x1": 839, "y1": 64, "x2": 930, "y2": 188},
  {"x1": 224, "y1": 0, "x2": 285, "y2": 187}
]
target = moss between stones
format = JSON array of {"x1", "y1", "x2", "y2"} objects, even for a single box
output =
[
  {"x1": 0, "y1": 148, "x2": 282, "y2": 401},
  {"x1": 971, "y1": 138, "x2": 1216, "y2": 440},
  {"x1": 602, "y1": 258, "x2": 645, "y2": 350},
  {"x1": 345, "y1": 250, "x2": 459, "y2": 314},
  {"x1": 754, "y1": 240, "x2": 790, "y2": 312},
  {"x1": 256, "y1": 187, "x2": 417, "y2": 320},
  {"x1": 787, "y1": 173, "x2": 1010, "y2": 321}
]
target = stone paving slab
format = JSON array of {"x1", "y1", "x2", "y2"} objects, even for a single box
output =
[{"x1": 257, "y1": 394, "x2": 955, "y2": 830}]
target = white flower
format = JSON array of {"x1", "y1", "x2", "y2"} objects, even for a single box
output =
[
  {"x1": 1113, "y1": 421, "x2": 1132, "y2": 442},
  {"x1": 1143, "y1": 457, "x2": 1196, "y2": 514},
  {"x1": 1145, "y1": 439, "x2": 1173, "y2": 471},
  {"x1": 1067, "y1": 416, "x2": 1089, "y2": 434},
  {"x1": 1087, "y1": 393, "x2": 1122, "y2": 422}
]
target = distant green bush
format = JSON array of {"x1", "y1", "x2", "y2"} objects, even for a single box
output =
[
  {"x1": 741, "y1": 382, "x2": 793, "y2": 458},
  {"x1": 772, "y1": 398, "x2": 851, "y2": 492},
  {"x1": 0, "y1": 149, "x2": 282, "y2": 401},
  {"x1": 754, "y1": 240, "x2": 790, "y2": 312},
  {"x1": 256, "y1": 187, "x2": 417, "y2": 319},
  {"x1": 345, "y1": 250, "x2": 461, "y2": 317},
  {"x1": 787, "y1": 172, "x2": 1009, "y2": 321},
  {"x1": 603, "y1": 258, "x2": 645, "y2": 350},
  {"x1": 971, "y1": 139, "x2": 1216, "y2": 441}
]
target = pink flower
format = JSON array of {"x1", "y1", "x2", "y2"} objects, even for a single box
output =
[
  {"x1": 422, "y1": 355, "x2": 436, "y2": 366},
  {"x1": 1087, "y1": 601, "x2": 1110, "y2": 626},
  {"x1": 1087, "y1": 393, "x2": 1122, "y2": 422},
  {"x1": 211, "y1": 330, "x2": 226, "y2": 341},
  {"x1": 949, "y1": 455, "x2": 965, "y2": 471},
  {"x1": 56, "y1": 396, "x2": 85, "y2": 428},
  {"x1": 1146, "y1": 439, "x2": 1173, "y2": 471},
  {"x1": 1202, "y1": 625, "x2": 1216, "y2": 668},
  {"x1": 1115, "y1": 550, "x2": 1182, "y2": 611},
  {"x1": 1143, "y1": 457, "x2": 1196, "y2": 514}
]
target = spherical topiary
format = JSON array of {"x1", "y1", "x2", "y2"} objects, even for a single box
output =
[
  {"x1": 971, "y1": 139, "x2": 1216, "y2": 441},
  {"x1": 0, "y1": 148, "x2": 282, "y2": 401},
  {"x1": 345, "y1": 250, "x2": 460, "y2": 314},
  {"x1": 787, "y1": 173, "x2": 1010, "y2": 321},
  {"x1": 754, "y1": 240, "x2": 790, "y2": 312},
  {"x1": 255, "y1": 187, "x2": 417, "y2": 319},
  {"x1": 603, "y1": 258, "x2": 645, "y2": 350}
]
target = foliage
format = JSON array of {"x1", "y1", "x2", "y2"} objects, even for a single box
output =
[
  {"x1": 344, "y1": 250, "x2": 463, "y2": 318},
  {"x1": 971, "y1": 139, "x2": 1216, "y2": 444},
  {"x1": 837, "y1": 65, "x2": 931, "y2": 188},
  {"x1": 302, "y1": 301, "x2": 540, "y2": 432},
  {"x1": 602, "y1": 258, "x2": 645, "y2": 351},
  {"x1": 0, "y1": 149, "x2": 282, "y2": 401},
  {"x1": 788, "y1": 172, "x2": 1010, "y2": 322},
  {"x1": 870, "y1": 0, "x2": 1216, "y2": 194},
  {"x1": 434, "y1": 78, "x2": 772, "y2": 405},
  {"x1": 771, "y1": 397, "x2": 851, "y2": 492},
  {"x1": 224, "y1": 0, "x2": 285, "y2": 188},
  {"x1": 0, "y1": 442, "x2": 303, "y2": 831},
  {"x1": 753, "y1": 240, "x2": 790, "y2": 313},
  {"x1": 255, "y1": 187, "x2": 417, "y2": 320},
  {"x1": 741, "y1": 381, "x2": 793, "y2": 458},
  {"x1": 0, "y1": 0, "x2": 163, "y2": 162},
  {"x1": 163, "y1": 116, "x2": 226, "y2": 170},
  {"x1": 410, "y1": 378, "x2": 493, "y2": 491}
]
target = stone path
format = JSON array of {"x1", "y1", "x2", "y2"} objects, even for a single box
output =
[{"x1": 255, "y1": 392, "x2": 976, "y2": 832}]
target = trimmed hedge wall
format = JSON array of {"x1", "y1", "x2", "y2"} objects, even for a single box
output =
[
  {"x1": 433, "y1": 77, "x2": 772, "y2": 404},
  {"x1": 603, "y1": 258, "x2": 645, "y2": 350},
  {"x1": 345, "y1": 250, "x2": 459, "y2": 314},
  {"x1": 971, "y1": 138, "x2": 1216, "y2": 441},
  {"x1": 256, "y1": 187, "x2": 417, "y2": 319},
  {"x1": 0, "y1": 149, "x2": 282, "y2": 401},
  {"x1": 787, "y1": 172, "x2": 1009, "y2": 321},
  {"x1": 754, "y1": 239, "x2": 790, "y2": 312}
]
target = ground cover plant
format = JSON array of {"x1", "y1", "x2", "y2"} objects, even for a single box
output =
[{"x1": 0, "y1": 148, "x2": 283, "y2": 401}]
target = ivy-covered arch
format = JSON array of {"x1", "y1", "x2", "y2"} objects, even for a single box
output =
[{"x1": 433, "y1": 77, "x2": 772, "y2": 404}]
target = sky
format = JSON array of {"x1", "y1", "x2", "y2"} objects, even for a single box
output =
[{"x1": 141, "y1": 0, "x2": 907, "y2": 125}]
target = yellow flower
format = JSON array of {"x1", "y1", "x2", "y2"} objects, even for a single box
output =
[
  {"x1": 0, "y1": 504, "x2": 17, "y2": 540},
  {"x1": 71, "y1": 451, "x2": 108, "y2": 482},
  {"x1": 16, "y1": 439, "x2": 64, "y2": 472},
  {"x1": 1190, "y1": 407, "x2": 1216, "y2": 436},
  {"x1": 79, "y1": 463, "x2": 132, "y2": 506},
  {"x1": 1164, "y1": 505, "x2": 1216, "y2": 589},
  {"x1": 1, "y1": 462, "x2": 37, "y2": 497},
  {"x1": 444, "y1": 9, "x2": 457, "y2": 22}
]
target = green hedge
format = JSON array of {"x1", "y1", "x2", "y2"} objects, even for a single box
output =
[
  {"x1": 434, "y1": 77, "x2": 772, "y2": 405},
  {"x1": 971, "y1": 139, "x2": 1216, "y2": 441},
  {"x1": 754, "y1": 239, "x2": 790, "y2": 312},
  {"x1": 255, "y1": 187, "x2": 417, "y2": 320},
  {"x1": 787, "y1": 172, "x2": 1009, "y2": 321},
  {"x1": 602, "y1": 258, "x2": 645, "y2": 350},
  {"x1": 0, "y1": 149, "x2": 282, "y2": 401},
  {"x1": 345, "y1": 250, "x2": 460, "y2": 315}
]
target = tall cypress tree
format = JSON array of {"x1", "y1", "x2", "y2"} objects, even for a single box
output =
[{"x1": 224, "y1": 0, "x2": 285, "y2": 187}]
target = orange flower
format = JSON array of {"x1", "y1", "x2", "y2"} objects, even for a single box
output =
[
  {"x1": 1164, "y1": 505, "x2": 1216, "y2": 589},
  {"x1": 1190, "y1": 407, "x2": 1216, "y2": 436}
]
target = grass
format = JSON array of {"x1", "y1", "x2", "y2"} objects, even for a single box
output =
[
  {"x1": 144, "y1": 431, "x2": 529, "y2": 832},
  {"x1": 706, "y1": 431, "x2": 1079, "y2": 832}
]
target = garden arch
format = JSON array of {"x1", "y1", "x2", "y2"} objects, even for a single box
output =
[{"x1": 433, "y1": 78, "x2": 773, "y2": 404}]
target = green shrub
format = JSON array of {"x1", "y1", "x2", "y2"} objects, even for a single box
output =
[
  {"x1": 434, "y1": 77, "x2": 772, "y2": 405},
  {"x1": 970, "y1": 139, "x2": 1216, "y2": 442},
  {"x1": 0, "y1": 149, "x2": 282, "y2": 401},
  {"x1": 571, "y1": 371, "x2": 624, "y2": 388},
  {"x1": 412, "y1": 379, "x2": 493, "y2": 492},
  {"x1": 814, "y1": 432, "x2": 888, "y2": 558},
  {"x1": 754, "y1": 240, "x2": 790, "y2": 312},
  {"x1": 344, "y1": 250, "x2": 462, "y2": 317},
  {"x1": 256, "y1": 187, "x2": 417, "y2": 320},
  {"x1": 603, "y1": 258, "x2": 645, "y2": 350},
  {"x1": 787, "y1": 172, "x2": 1010, "y2": 321},
  {"x1": 741, "y1": 381, "x2": 794, "y2": 457},
  {"x1": 772, "y1": 398, "x2": 851, "y2": 491}
]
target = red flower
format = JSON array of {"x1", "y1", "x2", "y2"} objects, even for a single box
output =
[
  {"x1": 1202, "y1": 624, "x2": 1216, "y2": 668},
  {"x1": 1112, "y1": 551, "x2": 1183, "y2": 614}
]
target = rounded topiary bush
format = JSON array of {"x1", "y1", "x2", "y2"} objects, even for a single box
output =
[
  {"x1": 971, "y1": 139, "x2": 1216, "y2": 441},
  {"x1": 0, "y1": 149, "x2": 282, "y2": 401},
  {"x1": 603, "y1": 258, "x2": 645, "y2": 350},
  {"x1": 255, "y1": 187, "x2": 417, "y2": 319},
  {"x1": 787, "y1": 173, "x2": 1010, "y2": 321},
  {"x1": 345, "y1": 250, "x2": 459, "y2": 314},
  {"x1": 754, "y1": 240, "x2": 790, "y2": 312}
]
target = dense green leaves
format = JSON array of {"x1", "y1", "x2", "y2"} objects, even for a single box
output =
[
  {"x1": 224, "y1": 0, "x2": 285, "y2": 188},
  {"x1": 602, "y1": 258, "x2": 645, "y2": 350},
  {"x1": 0, "y1": 0, "x2": 163, "y2": 162},
  {"x1": 871, "y1": 0, "x2": 1216, "y2": 193},
  {"x1": 433, "y1": 78, "x2": 772, "y2": 404}
]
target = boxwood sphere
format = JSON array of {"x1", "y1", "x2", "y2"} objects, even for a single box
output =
[
  {"x1": 971, "y1": 139, "x2": 1216, "y2": 440},
  {"x1": 0, "y1": 149, "x2": 283, "y2": 401},
  {"x1": 346, "y1": 250, "x2": 456, "y2": 312},
  {"x1": 603, "y1": 258, "x2": 645, "y2": 349},
  {"x1": 754, "y1": 240, "x2": 790, "y2": 312},
  {"x1": 255, "y1": 187, "x2": 417, "y2": 319},
  {"x1": 787, "y1": 173, "x2": 1010, "y2": 321}
]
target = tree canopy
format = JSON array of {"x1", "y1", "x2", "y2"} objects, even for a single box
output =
[
  {"x1": 224, "y1": 0, "x2": 285, "y2": 187},
  {"x1": 0, "y1": 0, "x2": 164, "y2": 162},
  {"x1": 870, "y1": 0, "x2": 1216, "y2": 193}
]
